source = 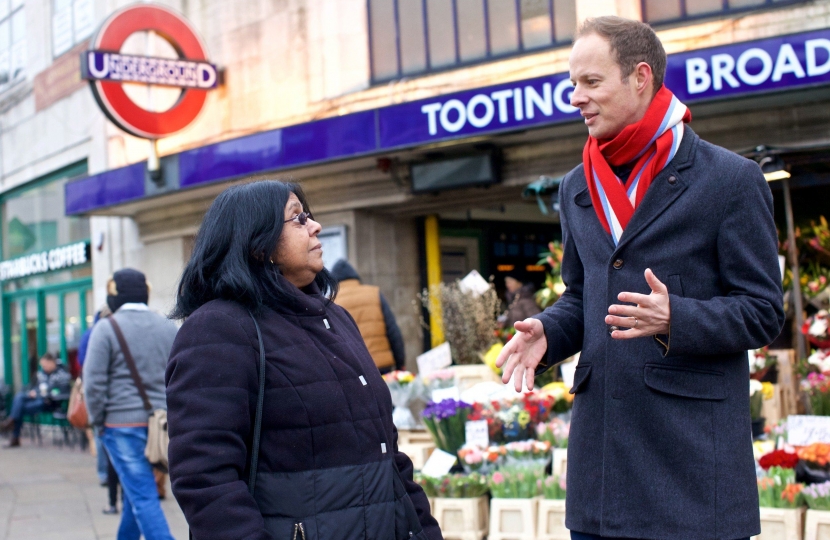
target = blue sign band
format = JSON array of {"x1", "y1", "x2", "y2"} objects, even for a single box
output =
[{"x1": 66, "y1": 29, "x2": 830, "y2": 215}]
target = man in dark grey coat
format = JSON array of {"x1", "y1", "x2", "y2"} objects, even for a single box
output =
[{"x1": 497, "y1": 17, "x2": 784, "y2": 540}]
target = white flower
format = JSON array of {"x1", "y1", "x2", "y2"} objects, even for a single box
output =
[
  {"x1": 750, "y1": 379, "x2": 763, "y2": 396},
  {"x1": 808, "y1": 349, "x2": 830, "y2": 372}
]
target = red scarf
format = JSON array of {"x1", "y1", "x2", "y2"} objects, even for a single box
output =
[{"x1": 583, "y1": 85, "x2": 691, "y2": 244}]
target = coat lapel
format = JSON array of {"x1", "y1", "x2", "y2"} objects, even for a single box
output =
[{"x1": 611, "y1": 128, "x2": 699, "y2": 255}]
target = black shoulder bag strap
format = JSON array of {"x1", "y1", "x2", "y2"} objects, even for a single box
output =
[
  {"x1": 109, "y1": 318, "x2": 153, "y2": 414},
  {"x1": 190, "y1": 312, "x2": 267, "y2": 540},
  {"x1": 247, "y1": 310, "x2": 267, "y2": 496}
]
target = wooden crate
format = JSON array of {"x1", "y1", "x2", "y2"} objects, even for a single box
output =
[
  {"x1": 398, "y1": 429, "x2": 435, "y2": 446},
  {"x1": 450, "y1": 364, "x2": 501, "y2": 394},
  {"x1": 433, "y1": 496, "x2": 489, "y2": 540},
  {"x1": 754, "y1": 507, "x2": 805, "y2": 540},
  {"x1": 537, "y1": 499, "x2": 568, "y2": 540},
  {"x1": 489, "y1": 497, "x2": 540, "y2": 540},
  {"x1": 551, "y1": 448, "x2": 568, "y2": 478},
  {"x1": 398, "y1": 442, "x2": 435, "y2": 470},
  {"x1": 768, "y1": 349, "x2": 798, "y2": 418},
  {"x1": 762, "y1": 384, "x2": 783, "y2": 427},
  {"x1": 805, "y1": 509, "x2": 830, "y2": 540}
]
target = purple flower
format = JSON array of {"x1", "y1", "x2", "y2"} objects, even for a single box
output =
[{"x1": 422, "y1": 399, "x2": 472, "y2": 420}]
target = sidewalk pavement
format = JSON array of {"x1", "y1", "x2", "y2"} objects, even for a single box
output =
[{"x1": 0, "y1": 437, "x2": 188, "y2": 540}]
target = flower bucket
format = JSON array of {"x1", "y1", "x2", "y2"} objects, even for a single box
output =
[
  {"x1": 433, "y1": 496, "x2": 489, "y2": 540},
  {"x1": 537, "y1": 499, "x2": 568, "y2": 540},
  {"x1": 805, "y1": 509, "x2": 830, "y2": 540},
  {"x1": 755, "y1": 507, "x2": 805, "y2": 540},
  {"x1": 489, "y1": 496, "x2": 541, "y2": 540}
]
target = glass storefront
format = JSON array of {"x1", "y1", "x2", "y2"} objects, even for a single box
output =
[{"x1": 1, "y1": 161, "x2": 91, "y2": 392}]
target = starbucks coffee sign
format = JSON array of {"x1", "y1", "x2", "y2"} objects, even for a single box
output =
[{"x1": 0, "y1": 241, "x2": 90, "y2": 281}]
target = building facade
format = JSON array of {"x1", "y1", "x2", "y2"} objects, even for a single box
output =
[{"x1": 4, "y1": 0, "x2": 829, "y2": 388}]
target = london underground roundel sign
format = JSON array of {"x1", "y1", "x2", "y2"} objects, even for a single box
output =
[{"x1": 81, "y1": 4, "x2": 218, "y2": 139}]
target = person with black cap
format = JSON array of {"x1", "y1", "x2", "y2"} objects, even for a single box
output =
[{"x1": 83, "y1": 268, "x2": 177, "y2": 539}]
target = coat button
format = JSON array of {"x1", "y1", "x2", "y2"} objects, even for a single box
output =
[
  {"x1": 612, "y1": 259, "x2": 623, "y2": 269},
  {"x1": 668, "y1": 175, "x2": 677, "y2": 185}
]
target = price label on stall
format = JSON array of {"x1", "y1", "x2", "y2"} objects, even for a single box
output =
[
  {"x1": 420, "y1": 449, "x2": 458, "y2": 478},
  {"x1": 416, "y1": 342, "x2": 452, "y2": 378},
  {"x1": 788, "y1": 415, "x2": 830, "y2": 445},
  {"x1": 465, "y1": 420, "x2": 489, "y2": 448}
]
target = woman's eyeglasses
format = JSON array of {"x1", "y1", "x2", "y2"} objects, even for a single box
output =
[{"x1": 284, "y1": 212, "x2": 312, "y2": 226}]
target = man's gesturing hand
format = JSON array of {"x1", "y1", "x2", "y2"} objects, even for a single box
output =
[
  {"x1": 495, "y1": 318, "x2": 548, "y2": 392},
  {"x1": 606, "y1": 268, "x2": 671, "y2": 340}
]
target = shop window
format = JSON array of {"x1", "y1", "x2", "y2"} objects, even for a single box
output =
[
  {"x1": 0, "y1": 0, "x2": 25, "y2": 88},
  {"x1": 369, "y1": 0, "x2": 577, "y2": 82},
  {"x1": 1, "y1": 162, "x2": 89, "y2": 262},
  {"x1": 642, "y1": 0, "x2": 807, "y2": 26},
  {"x1": 51, "y1": 0, "x2": 95, "y2": 58}
]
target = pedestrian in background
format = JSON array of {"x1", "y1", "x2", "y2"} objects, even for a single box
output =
[
  {"x1": 167, "y1": 181, "x2": 440, "y2": 540},
  {"x1": 1, "y1": 353, "x2": 72, "y2": 448},
  {"x1": 500, "y1": 275, "x2": 542, "y2": 330},
  {"x1": 79, "y1": 305, "x2": 112, "y2": 487},
  {"x1": 497, "y1": 16, "x2": 784, "y2": 540},
  {"x1": 84, "y1": 269, "x2": 178, "y2": 540},
  {"x1": 331, "y1": 258, "x2": 406, "y2": 372}
]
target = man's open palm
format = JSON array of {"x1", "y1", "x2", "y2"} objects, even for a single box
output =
[{"x1": 495, "y1": 318, "x2": 548, "y2": 392}]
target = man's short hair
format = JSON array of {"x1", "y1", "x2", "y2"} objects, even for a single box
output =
[
  {"x1": 576, "y1": 16, "x2": 667, "y2": 94},
  {"x1": 40, "y1": 352, "x2": 56, "y2": 362}
]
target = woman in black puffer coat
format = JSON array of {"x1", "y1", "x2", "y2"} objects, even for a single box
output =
[{"x1": 167, "y1": 180, "x2": 442, "y2": 540}]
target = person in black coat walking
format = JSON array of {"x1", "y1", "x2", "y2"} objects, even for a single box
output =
[{"x1": 167, "y1": 180, "x2": 442, "y2": 540}]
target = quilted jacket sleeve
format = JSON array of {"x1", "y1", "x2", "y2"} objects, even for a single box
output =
[
  {"x1": 166, "y1": 308, "x2": 269, "y2": 540},
  {"x1": 393, "y1": 427, "x2": 444, "y2": 540}
]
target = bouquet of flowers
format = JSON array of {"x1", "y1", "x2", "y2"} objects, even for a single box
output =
[
  {"x1": 414, "y1": 473, "x2": 489, "y2": 498},
  {"x1": 749, "y1": 347, "x2": 776, "y2": 380},
  {"x1": 467, "y1": 401, "x2": 503, "y2": 444},
  {"x1": 494, "y1": 399, "x2": 533, "y2": 442},
  {"x1": 535, "y1": 241, "x2": 566, "y2": 309},
  {"x1": 797, "y1": 443, "x2": 830, "y2": 469},
  {"x1": 502, "y1": 440, "x2": 551, "y2": 469},
  {"x1": 804, "y1": 310, "x2": 830, "y2": 349},
  {"x1": 803, "y1": 481, "x2": 830, "y2": 510},
  {"x1": 488, "y1": 467, "x2": 543, "y2": 498},
  {"x1": 422, "y1": 399, "x2": 472, "y2": 455},
  {"x1": 801, "y1": 372, "x2": 830, "y2": 416},
  {"x1": 536, "y1": 418, "x2": 570, "y2": 449},
  {"x1": 543, "y1": 473, "x2": 566, "y2": 500},
  {"x1": 457, "y1": 445, "x2": 504, "y2": 474},
  {"x1": 807, "y1": 349, "x2": 830, "y2": 374},
  {"x1": 758, "y1": 450, "x2": 799, "y2": 470},
  {"x1": 539, "y1": 382, "x2": 574, "y2": 416},
  {"x1": 383, "y1": 370, "x2": 419, "y2": 429},
  {"x1": 414, "y1": 473, "x2": 438, "y2": 497},
  {"x1": 757, "y1": 466, "x2": 804, "y2": 508}
]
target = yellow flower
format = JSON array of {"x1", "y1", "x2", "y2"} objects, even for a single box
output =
[
  {"x1": 518, "y1": 410, "x2": 531, "y2": 428},
  {"x1": 482, "y1": 343, "x2": 504, "y2": 375},
  {"x1": 761, "y1": 382, "x2": 775, "y2": 400}
]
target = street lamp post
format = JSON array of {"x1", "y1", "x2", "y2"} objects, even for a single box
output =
[{"x1": 759, "y1": 152, "x2": 807, "y2": 361}]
